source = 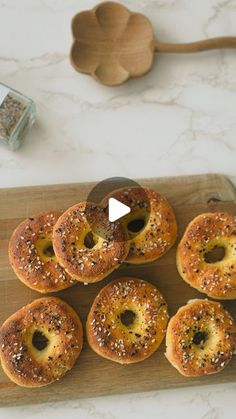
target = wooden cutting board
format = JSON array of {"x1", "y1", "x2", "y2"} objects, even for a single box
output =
[{"x1": 0, "y1": 174, "x2": 236, "y2": 406}]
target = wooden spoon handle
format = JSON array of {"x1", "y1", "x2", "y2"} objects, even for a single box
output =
[{"x1": 155, "y1": 37, "x2": 236, "y2": 53}]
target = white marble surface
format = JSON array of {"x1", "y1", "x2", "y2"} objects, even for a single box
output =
[{"x1": 0, "y1": 0, "x2": 236, "y2": 417}]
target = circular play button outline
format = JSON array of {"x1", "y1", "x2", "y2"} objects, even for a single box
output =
[{"x1": 85, "y1": 176, "x2": 151, "y2": 242}]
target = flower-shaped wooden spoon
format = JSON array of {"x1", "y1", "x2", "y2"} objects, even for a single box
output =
[{"x1": 70, "y1": 1, "x2": 236, "y2": 86}]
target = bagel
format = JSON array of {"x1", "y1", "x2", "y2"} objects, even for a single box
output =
[
  {"x1": 0, "y1": 297, "x2": 83, "y2": 387},
  {"x1": 8, "y1": 211, "x2": 76, "y2": 293},
  {"x1": 101, "y1": 187, "x2": 177, "y2": 264},
  {"x1": 53, "y1": 202, "x2": 129, "y2": 283},
  {"x1": 165, "y1": 299, "x2": 236, "y2": 377},
  {"x1": 177, "y1": 212, "x2": 236, "y2": 299},
  {"x1": 86, "y1": 277, "x2": 169, "y2": 364}
]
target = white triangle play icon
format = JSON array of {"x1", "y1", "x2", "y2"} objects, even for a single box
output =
[{"x1": 108, "y1": 197, "x2": 131, "y2": 222}]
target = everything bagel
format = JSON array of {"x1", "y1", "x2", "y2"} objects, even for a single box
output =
[
  {"x1": 8, "y1": 212, "x2": 76, "y2": 293},
  {"x1": 0, "y1": 297, "x2": 83, "y2": 387},
  {"x1": 165, "y1": 299, "x2": 236, "y2": 377},
  {"x1": 53, "y1": 202, "x2": 130, "y2": 283},
  {"x1": 101, "y1": 187, "x2": 177, "y2": 264},
  {"x1": 86, "y1": 277, "x2": 169, "y2": 364},
  {"x1": 177, "y1": 212, "x2": 236, "y2": 299}
]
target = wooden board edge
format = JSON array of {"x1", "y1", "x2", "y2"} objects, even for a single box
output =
[
  {"x1": 0, "y1": 372, "x2": 235, "y2": 407},
  {"x1": 0, "y1": 173, "x2": 233, "y2": 194}
]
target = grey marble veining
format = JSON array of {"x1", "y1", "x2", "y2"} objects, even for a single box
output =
[{"x1": 0, "y1": 0, "x2": 236, "y2": 417}]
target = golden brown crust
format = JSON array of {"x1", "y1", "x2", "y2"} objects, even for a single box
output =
[
  {"x1": 101, "y1": 187, "x2": 177, "y2": 264},
  {"x1": 53, "y1": 202, "x2": 130, "y2": 283},
  {"x1": 8, "y1": 211, "x2": 76, "y2": 293},
  {"x1": 165, "y1": 299, "x2": 236, "y2": 377},
  {"x1": 86, "y1": 277, "x2": 169, "y2": 364},
  {"x1": 177, "y1": 212, "x2": 236, "y2": 299},
  {"x1": 0, "y1": 297, "x2": 83, "y2": 387}
]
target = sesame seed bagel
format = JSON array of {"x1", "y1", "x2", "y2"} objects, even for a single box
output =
[
  {"x1": 101, "y1": 187, "x2": 177, "y2": 264},
  {"x1": 8, "y1": 212, "x2": 76, "y2": 293},
  {"x1": 0, "y1": 297, "x2": 83, "y2": 387},
  {"x1": 177, "y1": 212, "x2": 236, "y2": 299},
  {"x1": 165, "y1": 299, "x2": 236, "y2": 377},
  {"x1": 53, "y1": 202, "x2": 130, "y2": 283},
  {"x1": 86, "y1": 277, "x2": 169, "y2": 364}
]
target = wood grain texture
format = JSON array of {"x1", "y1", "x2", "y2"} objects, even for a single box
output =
[
  {"x1": 0, "y1": 174, "x2": 236, "y2": 406},
  {"x1": 70, "y1": 2, "x2": 236, "y2": 86},
  {"x1": 155, "y1": 37, "x2": 236, "y2": 53}
]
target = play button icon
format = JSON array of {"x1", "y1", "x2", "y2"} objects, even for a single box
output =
[
  {"x1": 85, "y1": 176, "x2": 150, "y2": 242},
  {"x1": 108, "y1": 197, "x2": 131, "y2": 222}
]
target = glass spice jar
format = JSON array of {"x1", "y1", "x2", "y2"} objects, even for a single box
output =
[{"x1": 0, "y1": 82, "x2": 36, "y2": 150}]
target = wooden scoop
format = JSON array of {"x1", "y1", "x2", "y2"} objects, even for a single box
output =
[{"x1": 70, "y1": 1, "x2": 236, "y2": 86}]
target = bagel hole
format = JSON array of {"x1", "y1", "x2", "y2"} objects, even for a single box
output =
[
  {"x1": 32, "y1": 330, "x2": 49, "y2": 351},
  {"x1": 43, "y1": 243, "x2": 55, "y2": 258},
  {"x1": 204, "y1": 246, "x2": 225, "y2": 263},
  {"x1": 120, "y1": 310, "x2": 136, "y2": 327},
  {"x1": 84, "y1": 231, "x2": 96, "y2": 249},
  {"x1": 192, "y1": 331, "x2": 207, "y2": 346},
  {"x1": 127, "y1": 218, "x2": 145, "y2": 233}
]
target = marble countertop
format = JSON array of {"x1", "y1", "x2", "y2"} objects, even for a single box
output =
[{"x1": 0, "y1": 0, "x2": 236, "y2": 417}]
